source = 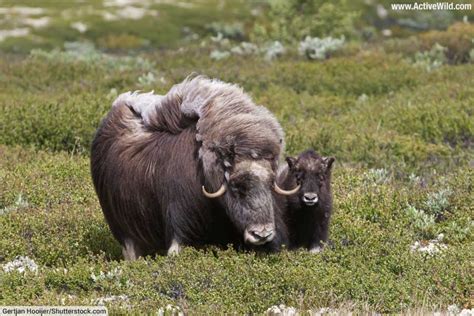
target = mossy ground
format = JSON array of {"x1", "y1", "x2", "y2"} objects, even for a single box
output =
[{"x1": 0, "y1": 0, "x2": 473, "y2": 314}]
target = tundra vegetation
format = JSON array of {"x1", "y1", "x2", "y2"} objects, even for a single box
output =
[{"x1": 0, "y1": 0, "x2": 473, "y2": 314}]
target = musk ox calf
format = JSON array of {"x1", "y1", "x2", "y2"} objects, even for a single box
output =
[
  {"x1": 91, "y1": 76, "x2": 296, "y2": 259},
  {"x1": 276, "y1": 150, "x2": 335, "y2": 253}
]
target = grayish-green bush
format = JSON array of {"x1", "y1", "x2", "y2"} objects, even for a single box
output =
[
  {"x1": 251, "y1": 0, "x2": 358, "y2": 43},
  {"x1": 413, "y1": 43, "x2": 447, "y2": 71},
  {"x1": 298, "y1": 36, "x2": 345, "y2": 60}
]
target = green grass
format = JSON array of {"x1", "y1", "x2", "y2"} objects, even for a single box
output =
[
  {"x1": 0, "y1": 0, "x2": 473, "y2": 314},
  {"x1": 1, "y1": 50, "x2": 472, "y2": 172},
  {"x1": 0, "y1": 146, "x2": 472, "y2": 314},
  {"x1": 0, "y1": 0, "x2": 253, "y2": 53}
]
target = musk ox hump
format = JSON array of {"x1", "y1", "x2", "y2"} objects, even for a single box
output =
[
  {"x1": 171, "y1": 76, "x2": 285, "y2": 171},
  {"x1": 112, "y1": 75, "x2": 284, "y2": 164},
  {"x1": 112, "y1": 90, "x2": 164, "y2": 125}
]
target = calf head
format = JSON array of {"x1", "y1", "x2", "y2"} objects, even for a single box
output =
[{"x1": 284, "y1": 150, "x2": 335, "y2": 207}]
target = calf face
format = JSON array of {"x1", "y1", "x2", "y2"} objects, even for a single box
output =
[{"x1": 285, "y1": 151, "x2": 335, "y2": 209}]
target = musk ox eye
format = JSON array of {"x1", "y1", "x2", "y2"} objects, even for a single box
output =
[
  {"x1": 229, "y1": 186, "x2": 239, "y2": 195},
  {"x1": 229, "y1": 181, "x2": 248, "y2": 196},
  {"x1": 231, "y1": 187, "x2": 246, "y2": 197}
]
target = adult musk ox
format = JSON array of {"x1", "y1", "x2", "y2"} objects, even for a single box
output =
[
  {"x1": 91, "y1": 76, "x2": 298, "y2": 259},
  {"x1": 276, "y1": 150, "x2": 335, "y2": 253}
]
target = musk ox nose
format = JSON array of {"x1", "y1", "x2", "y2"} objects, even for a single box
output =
[
  {"x1": 302, "y1": 192, "x2": 318, "y2": 205},
  {"x1": 244, "y1": 224, "x2": 275, "y2": 245}
]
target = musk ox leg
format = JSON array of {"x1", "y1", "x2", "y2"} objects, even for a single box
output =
[
  {"x1": 167, "y1": 238, "x2": 181, "y2": 256},
  {"x1": 122, "y1": 238, "x2": 142, "y2": 261},
  {"x1": 308, "y1": 217, "x2": 329, "y2": 253}
]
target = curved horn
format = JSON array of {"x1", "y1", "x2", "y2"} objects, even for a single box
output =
[
  {"x1": 274, "y1": 182, "x2": 301, "y2": 195},
  {"x1": 202, "y1": 184, "x2": 226, "y2": 198}
]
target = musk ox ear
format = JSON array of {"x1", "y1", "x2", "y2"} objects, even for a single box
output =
[
  {"x1": 285, "y1": 156, "x2": 297, "y2": 170},
  {"x1": 322, "y1": 156, "x2": 335, "y2": 171}
]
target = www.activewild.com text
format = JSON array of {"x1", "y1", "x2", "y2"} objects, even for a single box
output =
[{"x1": 391, "y1": 2, "x2": 472, "y2": 10}]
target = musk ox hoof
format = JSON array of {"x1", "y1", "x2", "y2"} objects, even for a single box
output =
[
  {"x1": 309, "y1": 246, "x2": 322, "y2": 254},
  {"x1": 167, "y1": 239, "x2": 181, "y2": 256},
  {"x1": 122, "y1": 239, "x2": 142, "y2": 261}
]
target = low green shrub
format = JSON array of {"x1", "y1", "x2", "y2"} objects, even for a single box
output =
[
  {"x1": 2, "y1": 49, "x2": 471, "y2": 174},
  {"x1": 97, "y1": 34, "x2": 150, "y2": 51},
  {"x1": 0, "y1": 94, "x2": 109, "y2": 153},
  {"x1": 1, "y1": 1, "x2": 473, "y2": 313},
  {"x1": 419, "y1": 22, "x2": 474, "y2": 64},
  {"x1": 251, "y1": 0, "x2": 359, "y2": 43},
  {"x1": 0, "y1": 147, "x2": 472, "y2": 313}
]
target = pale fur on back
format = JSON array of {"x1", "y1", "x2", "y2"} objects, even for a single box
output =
[{"x1": 112, "y1": 75, "x2": 285, "y2": 181}]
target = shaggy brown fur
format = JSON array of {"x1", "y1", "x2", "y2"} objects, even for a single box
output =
[
  {"x1": 276, "y1": 150, "x2": 335, "y2": 252},
  {"x1": 91, "y1": 76, "x2": 288, "y2": 258}
]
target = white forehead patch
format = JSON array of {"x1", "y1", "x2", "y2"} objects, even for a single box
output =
[{"x1": 236, "y1": 160, "x2": 271, "y2": 180}]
